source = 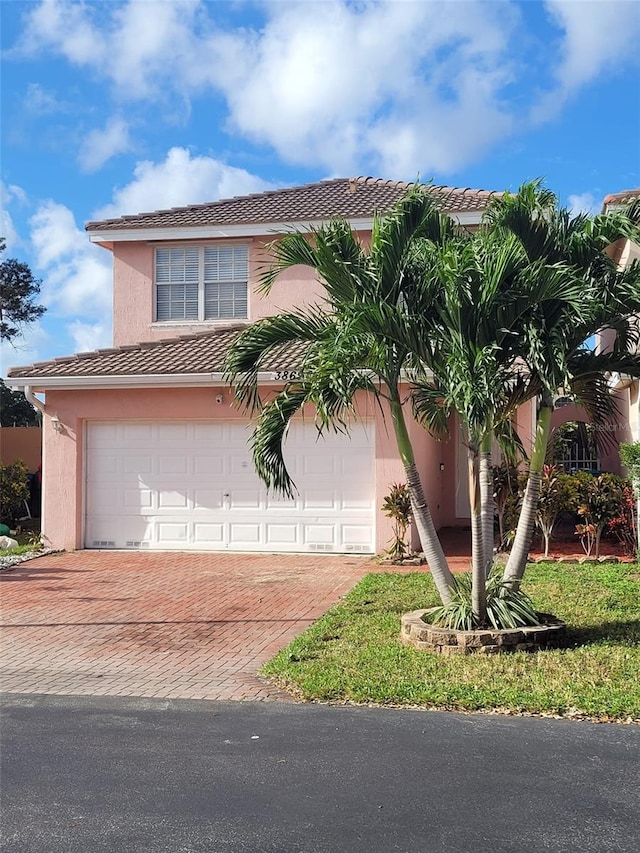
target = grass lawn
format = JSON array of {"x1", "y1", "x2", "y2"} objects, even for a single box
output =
[
  {"x1": 0, "y1": 531, "x2": 43, "y2": 558},
  {"x1": 262, "y1": 561, "x2": 640, "y2": 721}
]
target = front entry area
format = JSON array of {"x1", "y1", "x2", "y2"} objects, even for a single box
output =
[{"x1": 84, "y1": 420, "x2": 376, "y2": 553}]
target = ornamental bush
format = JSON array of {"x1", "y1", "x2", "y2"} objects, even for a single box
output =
[{"x1": 0, "y1": 459, "x2": 29, "y2": 526}]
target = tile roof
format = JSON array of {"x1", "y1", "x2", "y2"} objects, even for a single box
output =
[
  {"x1": 7, "y1": 327, "x2": 305, "y2": 381},
  {"x1": 603, "y1": 188, "x2": 640, "y2": 207},
  {"x1": 86, "y1": 176, "x2": 500, "y2": 232}
]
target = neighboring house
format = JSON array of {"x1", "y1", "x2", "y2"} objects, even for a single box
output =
[
  {"x1": 602, "y1": 189, "x2": 640, "y2": 450},
  {"x1": 546, "y1": 188, "x2": 640, "y2": 474},
  {"x1": 8, "y1": 177, "x2": 522, "y2": 555}
]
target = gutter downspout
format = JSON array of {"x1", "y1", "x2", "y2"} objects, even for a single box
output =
[{"x1": 22, "y1": 385, "x2": 46, "y2": 415}]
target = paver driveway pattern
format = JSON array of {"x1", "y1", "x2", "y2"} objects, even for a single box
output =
[{"x1": 0, "y1": 551, "x2": 379, "y2": 701}]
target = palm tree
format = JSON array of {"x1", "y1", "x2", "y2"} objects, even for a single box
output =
[
  {"x1": 484, "y1": 184, "x2": 640, "y2": 585},
  {"x1": 404, "y1": 226, "x2": 586, "y2": 622},
  {"x1": 224, "y1": 190, "x2": 461, "y2": 605}
]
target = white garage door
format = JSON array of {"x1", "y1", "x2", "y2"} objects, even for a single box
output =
[{"x1": 85, "y1": 420, "x2": 375, "y2": 553}]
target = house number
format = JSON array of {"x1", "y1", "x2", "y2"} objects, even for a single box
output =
[{"x1": 273, "y1": 370, "x2": 300, "y2": 381}]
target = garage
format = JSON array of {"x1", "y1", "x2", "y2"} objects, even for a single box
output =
[{"x1": 84, "y1": 420, "x2": 376, "y2": 553}]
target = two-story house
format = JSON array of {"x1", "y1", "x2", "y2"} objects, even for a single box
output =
[
  {"x1": 602, "y1": 189, "x2": 640, "y2": 450},
  {"x1": 8, "y1": 177, "x2": 525, "y2": 555}
]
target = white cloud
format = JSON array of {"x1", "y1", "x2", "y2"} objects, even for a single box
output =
[
  {"x1": 533, "y1": 0, "x2": 640, "y2": 121},
  {"x1": 568, "y1": 192, "x2": 598, "y2": 216},
  {"x1": 14, "y1": 0, "x2": 202, "y2": 99},
  {"x1": 78, "y1": 116, "x2": 132, "y2": 172},
  {"x1": 544, "y1": 0, "x2": 640, "y2": 91},
  {"x1": 14, "y1": 0, "x2": 107, "y2": 65},
  {"x1": 204, "y1": 1, "x2": 517, "y2": 175},
  {"x1": 67, "y1": 319, "x2": 112, "y2": 353},
  {"x1": 1, "y1": 182, "x2": 27, "y2": 250},
  {"x1": 11, "y1": 0, "x2": 640, "y2": 178},
  {"x1": 29, "y1": 201, "x2": 112, "y2": 317},
  {"x1": 24, "y1": 82, "x2": 67, "y2": 115},
  {"x1": 93, "y1": 146, "x2": 272, "y2": 220},
  {"x1": 12, "y1": 0, "x2": 520, "y2": 175}
]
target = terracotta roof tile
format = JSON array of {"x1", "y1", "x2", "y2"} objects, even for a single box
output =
[
  {"x1": 603, "y1": 188, "x2": 640, "y2": 207},
  {"x1": 86, "y1": 176, "x2": 500, "y2": 232},
  {"x1": 7, "y1": 327, "x2": 305, "y2": 380}
]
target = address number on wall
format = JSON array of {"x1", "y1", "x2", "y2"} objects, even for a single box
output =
[{"x1": 272, "y1": 370, "x2": 301, "y2": 381}]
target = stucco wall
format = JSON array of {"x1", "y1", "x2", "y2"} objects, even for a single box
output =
[
  {"x1": 42, "y1": 387, "x2": 448, "y2": 554},
  {"x1": 549, "y1": 401, "x2": 625, "y2": 474},
  {"x1": 110, "y1": 235, "x2": 351, "y2": 347},
  {"x1": 0, "y1": 427, "x2": 42, "y2": 471}
]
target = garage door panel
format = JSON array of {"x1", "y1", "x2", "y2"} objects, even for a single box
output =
[
  {"x1": 157, "y1": 490, "x2": 189, "y2": 509},
  {"x1": 193, "y1": 422, "x2": 226, "y2": 441},
  {"x1": 265, "y1": 523, "x2": 299, "y2": 544},
  {"x1": 193, "y1": 489, "x2": 223, "y2": 510},
  {"x1": 194, "y1": 455, "x2": 224, "y2": 475},
  {"x1": 342, "y1": 524, "x2": 373, "y2": 545},
  {"x1": 303, "y1": 491, "x2": 336, "y2": 510},
  {"x1": 123, "y1": 455, "x2": 153, "y2": 474},
  {"x1": 123, "y1": 424, "x2": 153, "y2": 443},
  {"x1": 156, "y1": 423, "x2": 189, "y2": 442},
  {"x1": 126, "y1": 488, "x2": 152, "y2": 509},
  {"x1": 86, "y1": 487, "x2": 119, "y2": 515},
  {"x1": 86, "y1": 420, "x2": 375, "y2": 553},
  {"x1": 342, "y1": 493, "x2": 375, "y2": 510},
  {"x1": 87, "y1": 454, "x2": 119, "y2": 477},
  {"x1": 229, "y1": 523, "x2": 261, "y2": 544},
  {"x1": 228, "y1": 490, "x2": 261, "y2": 509},
  {"x1": 193, "y1": 522, "x2": 224, "y2": 544},
  {"x1": 303, "y1": 456, "x2": 336, "y2": 476},
  {"x1": 304, "y1": 524, "x2": 335, "y2": 545},
  {"x1": 266, "y1": 493, "x2": 297, "y2": 509},
  {"x1": 156, "y1": 521, "x2": 189, "y2": 544}
]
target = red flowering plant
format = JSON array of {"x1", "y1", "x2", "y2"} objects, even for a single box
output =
[
  {"x1": 607, "y1": 483, "x2": 637, "y2": 558},
  {"x1": 574, "y1": 474, "x2": 630, "y2": 558}
]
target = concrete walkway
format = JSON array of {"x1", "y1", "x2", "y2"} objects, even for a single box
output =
[{"x1": 1, "y1": 551, "x2": 379, "y2": 701}]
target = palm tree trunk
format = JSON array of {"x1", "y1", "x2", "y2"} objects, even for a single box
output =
[
  {"x1": 480, "y1": 431, "x2": 494, "y2": 576},
  {"x1": 503, "y1": 403, "x2": 552, "y2": 587},
  {"x1": 389, "y1": 400, "x2": 455, "y2": 604},
  {"x1": 469, "y1": 447, "x2": 487, "y2": 625}
]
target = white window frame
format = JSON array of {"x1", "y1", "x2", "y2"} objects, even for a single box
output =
[{"x1": 154, "y1": 244, "x2": 249, "y2": 323}]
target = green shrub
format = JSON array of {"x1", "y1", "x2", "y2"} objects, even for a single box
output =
[
  {"x1": 576, "y1": 473, "x2": 629, "y2": 557},
  {"x1": 0, "y1": 459, "x2": 29, "y2": 525},
  {"x1": 427, "y1": 567, "x2": 540, "y2": 630}
]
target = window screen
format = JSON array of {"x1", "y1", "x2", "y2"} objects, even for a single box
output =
[{"x1": 155, "y1": 246, "x2": 248, "y2": 321}]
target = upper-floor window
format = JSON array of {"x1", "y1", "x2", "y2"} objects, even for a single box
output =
[{"x1": 155, "y1": 245, "x2": 248, "y2": 322}]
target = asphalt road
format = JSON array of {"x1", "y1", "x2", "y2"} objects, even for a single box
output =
[{"x1": 1, "y1": 694, "x2": 639, "y2": 853}]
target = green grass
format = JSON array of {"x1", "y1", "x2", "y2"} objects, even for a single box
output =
[
  {"x1": 262, "y1": 562, "x2": 640, "y2": 721},
  {"x1": 0, "y1": 531, "x2": 43, "y2": 558}
]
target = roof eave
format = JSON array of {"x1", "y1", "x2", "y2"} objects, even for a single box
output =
[
  {"x1": 87, "y1": 210, "x2": 483, "y2": 243},
  {"x1": 6, "y1": 371, "x2": 293, "y2": 391}
]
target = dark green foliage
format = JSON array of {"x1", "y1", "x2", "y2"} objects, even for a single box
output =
[
  {"x1": 0, "y1": 239, "x2": 45, "y2": 341},
  {"x1": 0, "y1": 380, "x2": 40, "y2": 426},
  {"x1": 576, "y1": 472, "x2": 631, "y2": 557},
  {"x1": 0, "y1": 459, "x2": 29, "y2": 525},
  {"x1": 427, "y1": 568, "x2": 540, "y2": 630},
  {"x1": 620, "y1": 442, "x2": 640, "y2": 494}
]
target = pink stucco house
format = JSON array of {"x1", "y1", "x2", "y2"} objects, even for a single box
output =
[
  {"x1": 601, "y1": 189, "x2": 640, "y2": 450},
  {"x1": 10, "y1": 179, "x2": 637, "y2": 555},
  {"x1": 7, "y1": 177, "x2": 541, "y2": 554}
]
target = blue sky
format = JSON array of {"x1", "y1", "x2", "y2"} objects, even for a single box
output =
[{"x1": 1, "y1": 0, "x2": 639, "y2": 373}]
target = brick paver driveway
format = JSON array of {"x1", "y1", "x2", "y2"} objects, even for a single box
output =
[{"x1": 0, "y1": 551, "x2": 374, "y2": 701}]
